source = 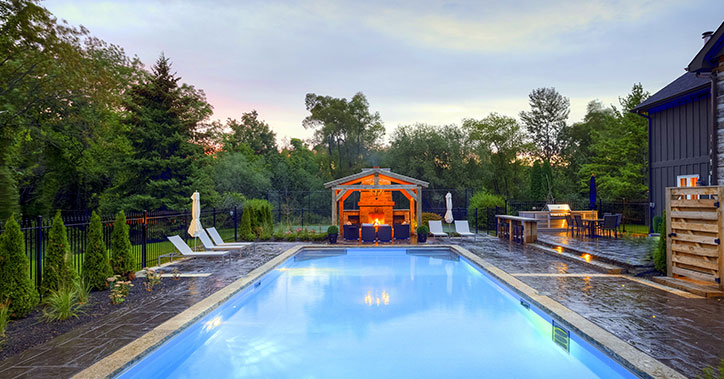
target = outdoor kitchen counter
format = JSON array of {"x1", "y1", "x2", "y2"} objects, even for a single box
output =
[{"x1": 496, "y1": 215, "x2": 538, "y2": 243}]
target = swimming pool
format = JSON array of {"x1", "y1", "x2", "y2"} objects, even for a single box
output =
[{"x1": 118, "y1": 247, "x2": 637, "y2": 378}]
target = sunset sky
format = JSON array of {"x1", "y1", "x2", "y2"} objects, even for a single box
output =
[{"x1": 43, "y1": 0, "x2": 724, "y2": 143}]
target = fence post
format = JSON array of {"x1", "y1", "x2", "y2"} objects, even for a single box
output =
[
  {"x1": 504, "y1": 200, "x2": 508, "y2": 215},
  {"x1": 301, "y1": 208, "x2": 305, "y2": 229},
  {"x1": 213, "y1": 207, "x2": 216, "y2": 228},
  {"x1": 142, "y1": 210, "x2": 148, "y2": 269},
  {"x1": 475, "y1": 208, "x2": 478, "y2": 235},
  {"x1": 36, "y1": 215, "x2": 43, "y2": 293},
  {"x1": 234, "y1": 207, "x2": 238, "y2": 242}
]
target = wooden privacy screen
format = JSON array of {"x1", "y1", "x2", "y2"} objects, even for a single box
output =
[{"x1": 665, "y1": 186, "x2": 724, "y2": 289}]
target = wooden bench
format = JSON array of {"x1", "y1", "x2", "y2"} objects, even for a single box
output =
[{"x1": 496, "y1": 215, "x2": 538, "y2": 243}]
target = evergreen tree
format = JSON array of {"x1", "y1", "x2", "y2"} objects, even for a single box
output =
[
  {"x1": 0, "y1": 215, "x2": 39, "y2": 317},
  {"x1": 240, "y1": 205, "x2": 253, "y2": 241},
  {"x1": 82, "y1": 211, "x2": 113, "y2": 290},
  {"x1": 529, "y1": 161, "x2": 544, "y2": 201},
  {"x1": 110, "y1": 211, "x2": 135, "y2": 277},
  {"x1": 111, "y1": 54, "x2": 212, "y2": 211},
  {"x1": 40, "y1": 212, "x2": 78, "y2": 296}
]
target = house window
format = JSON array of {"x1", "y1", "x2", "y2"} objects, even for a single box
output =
[
  {"x1": 677, "y1": 174, "x2": 699, "y2": 187},
  {"x1": 677, "y1": 174, "x2": 700, "y2": 199}
]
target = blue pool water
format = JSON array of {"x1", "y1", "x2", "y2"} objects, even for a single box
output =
[{"x1": 118, "y1": 248, "x2": 636, "y2": 378}]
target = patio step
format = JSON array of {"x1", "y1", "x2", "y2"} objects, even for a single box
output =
[
  {"x1": 528, "y1": 244, "x2": 624, "y2": 274},
  {"x1": 535, "y1": 238, "x2": 648, "y2": 274},
  {"x1": 652, "y1": 277, "x2": 724, "y2": 298}
]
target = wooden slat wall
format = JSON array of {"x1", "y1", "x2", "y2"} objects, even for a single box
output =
[{"x1": 666, "y1": 186, "x2": 724, "y2": 289}]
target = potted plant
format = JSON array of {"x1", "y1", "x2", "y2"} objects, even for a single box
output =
[
  {"x1": 327, "y1": 225, "x2": 338, "y2": 244},
  {"x1": 416, "y1": 225, "x2": 429, "y2": 243}
]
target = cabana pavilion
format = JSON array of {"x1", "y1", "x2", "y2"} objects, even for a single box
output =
[{"x1": 324, "y1": 168, "x2": 429, "y2": 237}]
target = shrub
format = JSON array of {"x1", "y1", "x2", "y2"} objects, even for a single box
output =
[
  {"x1": 699, "y1": 357, "x2": 724, "y2": 379},
  {"x1": 110, "y1": 211, "x2": 135, "y2": 279},
  {"x1": 82, "y1": 211, "x2": 113, "y2": 291},
  {"x1": 40, "y1": 212, "x2": 78, "y2": 297},
  {"x1": 0, "y1": 300, "x2": 9, "y2": 337},
  {"x1": 653, "y1": 211, "x2": 666, "y2": 274},
  {"x1": 240, "y1": 206, "x2": 253, "y2": 241},
  {"x1": 245, "y1": 199, "x2": 274, "y2": 238},
  {"x1": 42, "y1": 285, "x2": 84, "y2": 322},
  {"x1": 421, "y1": 212, "x2": 442, "y2": 229},
  {"x1": 144, "y1": 267, "x2": 162, "y2": 291},
  {"x1": 273, "y1": 231, "x2": 285, "y2": 241},
  {"x1": 285, "y1": 231, "x2": 296, "y2": 242},
  {"x1": 652, "y1": 216, "x2": 663, "y2": 235},
  {"x1": 260, "y1": 232, "x2": 271, "y2": 241},
  {"x1": 108, "y1": 275, "x2": 133, "y2": 304},
  {"x1": 327, "y1": 225, "x2": 338, "y2": 235},
  {"x1": 0, "y1": 215, "x2": 39, "y2": 317},
  {"x1": 74, "y1": 277, "x2": 91, "y2": 306},
  {"x1": 468, "y1": 189, "x2": 505, "y2": 228},
  {"x1": 416, "y1": 225, "x2": 429, "y2": 236}
]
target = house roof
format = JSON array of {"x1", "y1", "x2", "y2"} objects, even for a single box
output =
[
  {"x1": 324, "y1": 168, "x2": 429, "y2": 188},
  {"x1": 631, "y1": 72, "x2": 709, "y2": 113},
  {"x1": 688, "y1": 20, "x2": 724, "y2": 73}
]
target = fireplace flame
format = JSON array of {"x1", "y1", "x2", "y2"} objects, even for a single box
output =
[{"x1": 373, "y1": 218, "x2": 381, "y2": 226}]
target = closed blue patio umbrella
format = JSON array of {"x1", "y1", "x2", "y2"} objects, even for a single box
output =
[{"x1": 588, "y1": 175, "x2": 597, "y2": 210}]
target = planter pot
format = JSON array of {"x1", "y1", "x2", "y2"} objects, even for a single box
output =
[
  {"x1": 328, "y1": 233, "x2": 338, "y2": 244},
  {"x1": 417, "y1": 234, "x2": 427, "y2": 243}
]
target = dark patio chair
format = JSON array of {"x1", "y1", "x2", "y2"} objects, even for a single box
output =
[
  {"x1": 615, "y1": 214, "x2": 622, "y2": 235},
  {"x1": 361, "y1": 224, "x2": 376, "y2": 243},
  {"x1": 565, "y1": 214, "x2": 575, "y2": 234},
  {"x1": 601, "y1": 215, "x2": 618, "y2": 238},
  {"x1": 393, "y1": 223, "x2": 410, "y2": 240},
  {"x1": 573, "y1": 215, "x2": 584, "y2": 236},
  {"x1": 343, "y1": 224, "x2": 360, "y2": 241},
  {"x1": 377, "y1": 225, "x2": 392, "y2": 243}
]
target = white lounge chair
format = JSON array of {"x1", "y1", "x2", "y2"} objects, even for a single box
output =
[
  {"x1": 163, "y1": 235, "x2": 231, "y2": 265},
  {"x1": 207, "y1": 227, "x2": 254, "y2": 248},
  {"x1": 454, "y1": 220, "x2": 476, "y2": 240},
  {"x1": 428, "y1": 220, "x2": 448, "y2": 238}
]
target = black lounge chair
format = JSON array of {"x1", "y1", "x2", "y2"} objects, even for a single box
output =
[
  {"x1": 343, "y1": 224, "x2": 360, "y2": 241},
  {"x1": 361, "y1": 224, "x2": 376, "y2": 243},
  {"x1": 377, "y1": 225, "x2": 392, "y2": 242},
  {"x1": 393, "y1": 223, "x2": 410, "y2": 240}
]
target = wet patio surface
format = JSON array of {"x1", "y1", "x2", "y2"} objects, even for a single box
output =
[
  {"x1": 0, "y1": 238, "x2": 722, "y2": 378},
  {"x1": 537, "y1": 231, "x2": 656, "y2": 270}
]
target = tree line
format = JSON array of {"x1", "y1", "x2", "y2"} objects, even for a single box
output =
[{"x1": 0, "y1": 0, "x2": 650, "y2": 221}]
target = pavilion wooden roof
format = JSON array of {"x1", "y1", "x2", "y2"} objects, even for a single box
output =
[{"x1": 324, "y1": 168, "x2": 429, "y2": 188}]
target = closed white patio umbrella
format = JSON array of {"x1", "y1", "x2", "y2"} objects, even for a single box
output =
[
  {"x1": 188, "y1": 191, "x2": 202, "y2": 249},
  {"x1": 444, "y1": 192, "x2": 454, "y2": 224}
]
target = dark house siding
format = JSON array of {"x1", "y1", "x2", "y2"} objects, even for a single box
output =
[{"x1": 649, "y1": 94, "x2": 710, "y2": 217}]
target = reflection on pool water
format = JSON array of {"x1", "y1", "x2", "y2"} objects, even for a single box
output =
[{"x1": 118, "y1": 248, "x2": 636, "y2": 378}]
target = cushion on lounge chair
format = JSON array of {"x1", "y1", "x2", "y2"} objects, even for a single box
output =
[
  {"x1": 197, "y1": 229, "x2": 238, "y2": 251},
  {"x1": 206, "y1": 227, "x2": 253, "y2": 247},
  {"x1": 428, "y1": 220, "x2": 448, "y2": 237},
  {"x1": 454, "y1": 220, "x2": 476, "y2": 239},
  {"x1": 165, "y1": 235, "x2": 231, "y2": 265}
]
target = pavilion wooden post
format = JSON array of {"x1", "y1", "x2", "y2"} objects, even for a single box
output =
[
  {"x1": 416, "y1": 186, "x2": 422, "y2": 229},
  {"x1": 331, "y1": 190, "x2": 337, "y2": 228}
]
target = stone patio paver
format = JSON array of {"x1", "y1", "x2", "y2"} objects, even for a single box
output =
[{"x1": 0, "y1": 238, "x2": 721, "y2": 379}]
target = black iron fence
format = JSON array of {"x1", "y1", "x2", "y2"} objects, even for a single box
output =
[{"x1": 1, "y1": 208, "x2": 242, "y2": 292}]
